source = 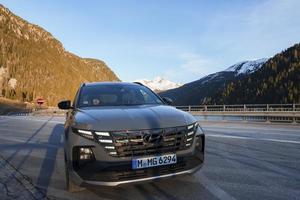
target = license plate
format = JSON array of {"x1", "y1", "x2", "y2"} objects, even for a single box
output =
[{"x1": 132, "y1": 154, "x2": 177, "y2": 169}]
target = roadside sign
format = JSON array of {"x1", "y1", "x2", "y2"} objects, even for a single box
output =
[{"x1": 36, "y1": 97, "x2": 45, "y2": 105}]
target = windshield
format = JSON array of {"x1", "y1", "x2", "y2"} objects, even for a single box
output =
[{"x1": 77, "y1": 84, "x2": 163, "y2": 107}]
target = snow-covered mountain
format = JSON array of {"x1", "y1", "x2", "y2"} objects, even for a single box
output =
[
  {"x1": 225, "y1": 58, "x2": 268, "y2": 75},
  {"x1": 135, "y1": 77, "x2": 182, "y2": 91},
  {"x1": 160, "y1": 58, "x2": 269, "y2": 105}
]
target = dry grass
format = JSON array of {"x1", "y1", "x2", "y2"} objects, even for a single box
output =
[{"x1": 0, "y1": 97, "x2": 33, "y2": 115}]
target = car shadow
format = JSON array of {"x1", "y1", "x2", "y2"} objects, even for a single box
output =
[
  {"x1": 0, "y1": 117, "x2": 65, "y2": 198},
  {"x1": 36, "y1": 124, "x2": 64, "y2": 193},
  {"x1": 6, "y1": 116, "x2": 54, "y2": 163}
]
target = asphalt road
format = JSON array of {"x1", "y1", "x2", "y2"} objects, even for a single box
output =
[{"x1": 0, "y1": 115, "x2": 300, "y2": 200}]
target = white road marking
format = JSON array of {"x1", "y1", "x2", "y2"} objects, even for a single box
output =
[
  {"x1": 204, "y1": 127, "x2": 300, "y2": 137},
  {"x1": 0, "y1": 116, "x2": 64, "y2": 124},
  {"x1": 207, "y1": 134, "x2": 300, "y2": 144},
  {"x1": 202, "y1": 125, "x2": 300, "y2": 134}
]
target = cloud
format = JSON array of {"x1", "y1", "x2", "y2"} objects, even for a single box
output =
[
  {"x1": 160, "y1": 53, "x2": 219, "y2": 83},
  {"x1": 179, "y1": 53, "x2": 215, "y2": 74}
]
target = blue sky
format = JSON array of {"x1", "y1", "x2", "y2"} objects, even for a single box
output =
[{"x1": 1, "y1": 0, "x2": 300, "y2": 83}]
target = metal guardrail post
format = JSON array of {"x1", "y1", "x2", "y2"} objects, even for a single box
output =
[
  {"x1": 293, "y1": 116, "x2": 296, "y2": 124},
  {"x1": 223, "y1": 105, "x2": 226, "y2": 111},
  {"x1": 266, "y1": 114, "x2": 270, "y2": 123},
  {"x1": 243, "y1": 104, "x2": 246, "y2": 112},
  {"x1": 188, "y1": 106, "x2": 191, "y2": 112},
  {"x1": 293, "y1": 104, "x2": 296, "y2": 111},
  {"x1": 266, "y1": 104, "x2": 269, "y2": 111}
]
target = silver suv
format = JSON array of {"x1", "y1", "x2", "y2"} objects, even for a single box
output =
[{"x1": 58, "y1": 82, "x2": 205, "y2": 192}]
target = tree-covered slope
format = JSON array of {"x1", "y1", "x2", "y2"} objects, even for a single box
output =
[
  {"x1": 0, "y1": 4, "x2": 119, "y2": 105},
  {"x1": 160, "y1": 59, "x2": 267, "y2": 105},
  {"x1": 219, "y1": 43, "x2": 300, "y2": 104}
]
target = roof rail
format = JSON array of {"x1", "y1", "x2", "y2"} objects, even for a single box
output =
[{"x1": 133, "y1": 82, "x2": 144, "y2": 86}]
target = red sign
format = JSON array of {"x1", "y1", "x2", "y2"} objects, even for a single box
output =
[{"x1": 36, "y1": 98, "x2": 45, "y2": 105}]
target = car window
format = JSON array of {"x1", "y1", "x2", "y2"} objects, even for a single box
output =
[{"x1": 78, "y1": 84, "x2": 163, "y2": 107}]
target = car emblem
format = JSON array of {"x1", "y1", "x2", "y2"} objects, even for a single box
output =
[{"x1": 143, "y1": 133, "x2": 163, "y2": 145}]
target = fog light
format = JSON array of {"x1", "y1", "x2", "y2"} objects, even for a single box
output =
[{"x1": 79, "y1": 147, "x2": 94, "y2": 160}]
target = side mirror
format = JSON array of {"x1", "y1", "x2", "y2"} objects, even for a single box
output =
[
  {"x1": 58, "y1": 100, "x2": 72, "y2": 110},
  {"x1": 162, "y1": 97, "x2": 173, "y2": 105}
]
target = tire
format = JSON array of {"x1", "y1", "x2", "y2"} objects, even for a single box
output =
[{"x1": 64, "y1": 153, "x2": 85, "y2": 192}]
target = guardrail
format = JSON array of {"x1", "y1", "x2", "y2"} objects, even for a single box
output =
[
  {"x1": 176, "y1": 104, "x2": 300, "y2": 123},
  {"x1": 28, "y1": 104, "x2": 300, "y2": 123},
  {"x1": 176, "y1": 104, "x2": 300, "y2": 112}
]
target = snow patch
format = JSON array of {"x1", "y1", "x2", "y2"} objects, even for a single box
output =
[
  {"x1": 8, "y1": 78, "x2": 17, "y2": 89},
  {"x1": 225, "y1": 58, "x2": 268, "y2": 75},
  {"x1": 135, "y1": 76, "x2": 182, "y2": 91}
]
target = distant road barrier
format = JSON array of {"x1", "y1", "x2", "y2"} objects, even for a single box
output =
[
  {"x1": 32, "y1": 107, "x2": 66, "y2": 116},
  {"x1": 176, "y1": 104, "x2": 300, "y2": 123},
  {"x1": 12, "y1": 104, "x2": 300, "y2": 124}
]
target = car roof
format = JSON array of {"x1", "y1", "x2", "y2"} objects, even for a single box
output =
[{"x1": 83, "y1": 82, "x2": 141, "y2": 87}]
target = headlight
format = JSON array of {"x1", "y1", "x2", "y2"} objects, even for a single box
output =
[
  {"x1": 72, "y1": 128, "x2": 114, "y2": 148},
  {"x1": 185, "y1": 122, "x2": 199, "y2": 147},
  {"x1": 72, "y1": 128, "x2": 94, "y2": 140}
]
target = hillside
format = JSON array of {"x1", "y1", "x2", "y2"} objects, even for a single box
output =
[
  {"x1": 160, "y1": 59, "x2": 267, "y2": 105},
  {"x1": 217, "y1": 43, "x2": 300, "y2": 104},
  {"x1": 0, "y1": 4, "x2": 119, "y2": 106}
]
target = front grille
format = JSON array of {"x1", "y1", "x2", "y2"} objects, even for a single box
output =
[{"x1": 94, "y1": 123, "x2": 197, "y2": 157}]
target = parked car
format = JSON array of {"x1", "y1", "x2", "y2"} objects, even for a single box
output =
[{"x1": 58, "y1": 82, "x2": 205, "y2": 192}]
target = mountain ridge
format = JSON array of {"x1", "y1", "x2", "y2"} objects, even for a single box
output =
[{"x1": 159, "y1": 58, "x2": 275, "y2": 105}]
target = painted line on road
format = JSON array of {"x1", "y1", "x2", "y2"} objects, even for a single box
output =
[
  {"x1": 0, "y1": 116, "x2": 64, "y2": 124},
  {"x1": 204, "y1": 127, "x2": 300, "y2": 137},
  {"x1": 207, "y1": 134, "x2": 300, "y2": 144},
  {"x1": 202, "y1": 125, "x2": 300, "y2": 133}
]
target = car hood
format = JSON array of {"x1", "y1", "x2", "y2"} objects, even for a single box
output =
[{"x1": 73, "y1": 105, "x2": 196, "y2": 131}]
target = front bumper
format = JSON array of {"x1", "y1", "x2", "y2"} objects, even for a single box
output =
[
  {"x1": 83, "y1": 163, "x2": 202, "y2": 187},
  {"x1": 70, "y1": 148, "x2": 204, "y2": 186},
  {"x1": 66, "y1": 126, "x2": 205, "y2": 187}
]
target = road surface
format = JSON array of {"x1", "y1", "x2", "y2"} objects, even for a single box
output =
[{"x1": 0, "y1": 115, "x2": 300, "y2": 200}]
